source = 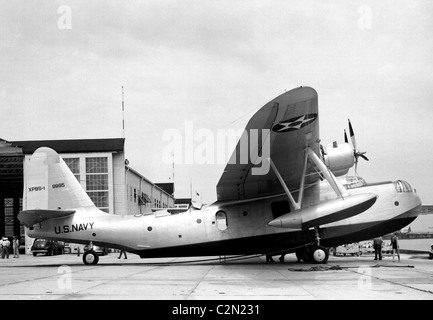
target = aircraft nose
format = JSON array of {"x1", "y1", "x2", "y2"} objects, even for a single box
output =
[
  {"x1": 392, "y1": 180, "x2": 422, "y2": 218},
  {"x1": 414, "y1": 192, "x2": 422, "y2": 208},
  {"x1": 402, "y1": 183, "x2": 422, "y2": 216}
]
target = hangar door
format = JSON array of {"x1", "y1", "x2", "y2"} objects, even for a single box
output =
[
  {"x1": 0, "y1": 197, "x2": 23, "y2": 242},
  {"x1": 0, "y1": 141, "x2": 25, "y2": 243}
]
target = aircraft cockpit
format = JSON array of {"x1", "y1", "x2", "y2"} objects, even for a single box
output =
[{"x1": 394, "y1": 180, "x2": 413, "y2": 193}]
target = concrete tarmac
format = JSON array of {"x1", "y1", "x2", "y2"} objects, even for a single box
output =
[{"x1": 0, "y1": 252, "x2": 432, "y2": 300}]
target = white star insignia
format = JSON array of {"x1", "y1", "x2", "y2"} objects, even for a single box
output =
[{"x1": 272, "y1": 113, "x2": 317, "y2": 133}]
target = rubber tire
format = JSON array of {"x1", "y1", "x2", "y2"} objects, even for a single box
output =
[
  {"x1": 310, "y1": 245, "x2": 329, "y2": 264},
  {"x1": 83, "y1": 250, "x2": 99, "y2": 265}
]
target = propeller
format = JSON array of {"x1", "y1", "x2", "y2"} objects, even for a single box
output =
[{"x1": 347, "y1": 119, "x2": 369, "y2": 175}]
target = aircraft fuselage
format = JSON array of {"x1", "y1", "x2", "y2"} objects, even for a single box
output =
[{"x1": 27, "y1": 177, "x2": 421, "y2": 258}]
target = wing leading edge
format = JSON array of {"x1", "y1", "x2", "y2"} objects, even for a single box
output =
[{"x1": 216, "y1": 86, "x2": 320, "y2": 202}]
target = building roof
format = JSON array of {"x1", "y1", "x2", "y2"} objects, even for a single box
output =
[
  {"x1": 126, "y1": 166, "x2": 175, "y2": 199},
  {"x1": 11, "y1": 138, "x2": 125, "y2": 154}
]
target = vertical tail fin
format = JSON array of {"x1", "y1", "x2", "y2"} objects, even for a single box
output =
[{"x1": 25, "y1": 147, "x2": 96, "y2": 210}]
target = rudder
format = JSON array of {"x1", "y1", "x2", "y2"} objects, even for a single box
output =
[{"x1": 24, "y1": 147, "x2": 96, "y2": 211}]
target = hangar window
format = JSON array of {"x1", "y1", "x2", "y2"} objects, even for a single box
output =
[
  {"x1": 86, "y1": 174, "x2": 108, "y2": 191},
  {"x1": 86, "y1": 157, "x2": 109, "y2": 212},
  {"x1": 64, "y1": 158, "x2": 80, "y2": 181},
  {"x1": 215, "y1": 211, "x2": 228, "y2": 231},
  {"x1": 88, "y1": 192, "x2": 108, "y2": 211},
  {"x1": 86, "y1": 157, "x2": 108, "y2": 173},
  {"x1": 4, "y1": 198, "x2": 15, "y2": 237}
]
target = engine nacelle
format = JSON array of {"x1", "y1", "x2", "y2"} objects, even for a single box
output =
[{"x1": 322, "y1": 142, "x2": 354, "y2": 176}]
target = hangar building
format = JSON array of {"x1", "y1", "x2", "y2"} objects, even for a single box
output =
[{"x1": 0, "y1": 138, "x2": 174, "y2": 252}]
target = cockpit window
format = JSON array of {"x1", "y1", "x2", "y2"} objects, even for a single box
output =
[{"x1": 394, "y1": 180, "x2": 413, "y2": 193}]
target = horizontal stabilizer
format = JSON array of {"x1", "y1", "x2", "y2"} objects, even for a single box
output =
[
  {"x1": 268, "y1": 193, "x2": 377, "y2": 230},
  {"x1": 18, "y1": 209, "x2": 76, "y2": 227}
]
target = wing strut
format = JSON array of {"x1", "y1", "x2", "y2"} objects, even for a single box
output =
[
  {"x1": 268, "y1": 148, "x2": 309, "y2": 210},
  {"x1": 306, "y1": 148, "x2": 349, "y2": 198},
  {"x1": 268, "y1": 147, "x2": 349, "y2": 211}
]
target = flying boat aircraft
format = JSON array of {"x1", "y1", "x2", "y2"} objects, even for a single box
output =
[{"x1": 18, "y1": 86, "x2": 422, "y2": 265}]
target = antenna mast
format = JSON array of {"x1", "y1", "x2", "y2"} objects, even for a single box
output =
[
  {"x1": 172, "y1": 152, "x2": 175, "y2": 195},
  {"x1": 122, "y1": 86, "x2": 125, "y2": 139}
]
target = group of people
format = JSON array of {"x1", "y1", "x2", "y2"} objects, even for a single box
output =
[
  {"x1": 0, "y1": 236, "x2": 20, "y2": 259},
  {"x1": 373, "y1": 232, "x2": 400, "y2": 262}
]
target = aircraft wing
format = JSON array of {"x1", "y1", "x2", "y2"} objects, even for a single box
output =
[{"x1": 216, "y1": 86, "x2": 320, "y2": 201}]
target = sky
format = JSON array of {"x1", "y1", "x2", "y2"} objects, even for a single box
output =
[{"x1": 1, "y1": 0, "x2": 433, "y2": 205}]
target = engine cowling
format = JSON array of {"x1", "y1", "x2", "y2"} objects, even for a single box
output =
[{"x1": 322, "y1": 142, "x2": 354, "y2": 176}]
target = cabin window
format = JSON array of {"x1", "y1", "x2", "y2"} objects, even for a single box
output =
[
  {"x1": 271, "y1": 200, "x2": 291, "y2": 219},
  {"x1": 215, "y1": 211, "x2": 228, "y2": 231}
]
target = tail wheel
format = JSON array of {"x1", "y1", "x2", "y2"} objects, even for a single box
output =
[
  {"x1": 310, "y1": 245, "x2": 329, "y2": 264},
  {"x1": 83, "y1": 250, "x2": 99, "y2": 265}
]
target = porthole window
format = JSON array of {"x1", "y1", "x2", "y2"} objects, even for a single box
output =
[
  {"x1": 215, "y1": 211, "x2": 228, "y2": 231},
  {"x1": 242, "y1": 211, "x2": 248, "y2": 217},
  {"x1": 394, "y1": 201, "x2": 399, "y2": 207},
  {"x1": 147, "y1": 226, "x2": 152, "y2": 231}
]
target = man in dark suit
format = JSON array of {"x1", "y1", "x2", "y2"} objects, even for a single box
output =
[{"x1": 373, "y1": 236, "x2": 383, "y2": 260}]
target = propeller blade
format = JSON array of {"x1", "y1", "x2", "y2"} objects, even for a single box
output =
[
  {"x1": 344, "y1": 130, "x2": 348, "y2": 144},
  {"x1": 347, "y1": 119, "x2": 369, "y2": 176},
  {"x1": 360, "y1": 154, "x2": 369, "y2": 161},
  {"x1": 348, "y1": 119, "x2": 357, "y2": 149}
]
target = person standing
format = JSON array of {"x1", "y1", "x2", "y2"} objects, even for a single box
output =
[
  {"x1": 118, "y1": 250, "x2": 127, "y2": 259},
  {"x1": 2, "y1": 237, "x2": 10, "y2": 259},
  {"x1": 13, "y1": 236, "x2": 20, "y2": 258},
  {"x1": 265, "y1": 254, "x2": 274, "y2": 263},
  {"x1": 0, "y1": 237, "x2": 4, "y2": 259},
  {"x1": 279, "y1": 254, "x2": 286, "y2": 263},
  {"x1": 391, "y1": 232, "x2": 400, "y2": 262},
  {"x1": 373, "y1": 236, "x2": 383, "y2": 261}
]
